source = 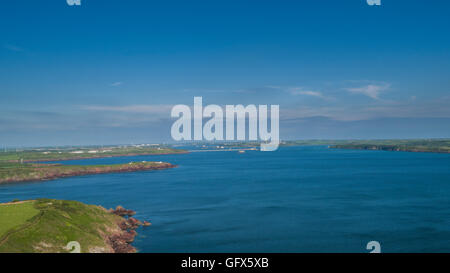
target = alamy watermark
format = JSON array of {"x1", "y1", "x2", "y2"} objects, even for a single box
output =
[
  {"x1": 171, "y1": 97, "x2": 280, "y2": 151},
  {"x1": 367, "y1": 0, "x2": 381, "y2": 6},
  {"x1": 366, "y1": 241, "x2": 381, "y2": 253},
  {"x1": 67, "y1": 0, "x2": 81, "y2": 6},
  {"x1": 65, "y1": 241, "x2": 81, "y2": 253}
]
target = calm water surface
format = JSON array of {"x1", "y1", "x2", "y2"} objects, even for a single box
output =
[{"x1": 1, "y1": 146, "x2": 450, "y2": 252}]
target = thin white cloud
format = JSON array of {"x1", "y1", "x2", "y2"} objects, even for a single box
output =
[
  {"x1": 110, "y1": 81, "x2": 123, "y2": 87},
  {"x1": 345, "y1": 84, "x2": 390, "y2": 100},
  {"x1": 289, "y1": 88, "x2": 331, "y2": 100},
  {"x1": 293, "y1": 90, "x2": 325, "y2": 98}
]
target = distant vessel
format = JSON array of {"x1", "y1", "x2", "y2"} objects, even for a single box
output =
[{"x1": 238, "y1": 150, "x2": 246, "y2": 153}]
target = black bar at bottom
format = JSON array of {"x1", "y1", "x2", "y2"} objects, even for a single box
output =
[{"x1": 1, "y1": 253, "x2": 448, "y2": 272}]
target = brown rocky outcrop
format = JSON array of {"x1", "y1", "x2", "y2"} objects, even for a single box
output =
[
  {"x1": 111, "y1": 205, "x2": 136, "y2": 217},
  {"x1": 107, "y1": 206, "x2": 152, "y2": 253}
]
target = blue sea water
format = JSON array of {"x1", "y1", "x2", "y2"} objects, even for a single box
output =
[{"x1": 1, "y1": 146, "x2": 450, "y2": 253}]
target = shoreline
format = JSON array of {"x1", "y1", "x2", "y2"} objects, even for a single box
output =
[{"x1": 0, "y1": 162, "x2": 177, "y2": 184}]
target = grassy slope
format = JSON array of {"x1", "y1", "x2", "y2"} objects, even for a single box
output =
[
  {"x1": 0, "y1": 199, "x2": 123, "y2": 253},
  {"x1": 0, "y1": 201, "x2": 39, "y2": 238}
]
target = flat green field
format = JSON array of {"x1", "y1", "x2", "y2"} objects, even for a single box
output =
[{"x1": 0, "y1": 201, "x2": 39, "y2": 238}]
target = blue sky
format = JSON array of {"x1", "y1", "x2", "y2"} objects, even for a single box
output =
[{"x1": 1, "y1": 0, "x2": 450, "y2": 146}]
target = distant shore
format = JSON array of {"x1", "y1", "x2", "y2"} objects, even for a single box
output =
[
  {"x1": 0, "y1": 146, "x2": 186, "y2": 184},
  {"x1": 330, "y1": 144, "x2": 450, "y2": 154},
  {"x1": 0, "y1": 161, "x2": 176, "y2": 184}
]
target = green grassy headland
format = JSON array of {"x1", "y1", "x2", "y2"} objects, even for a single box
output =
[{"x1": 0, "y1": 199, "x2": 128, "y2": 253}]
